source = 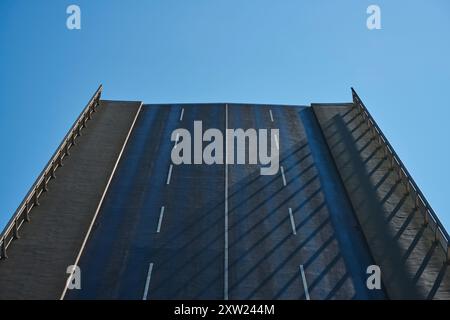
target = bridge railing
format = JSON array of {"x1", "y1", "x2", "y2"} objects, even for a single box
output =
[
  {"x1": 0, "y1": 85, "x2": 103, "y2": 259},
  {"x1": 352, "y1": 88, "x2": 450, "y2": 263}
]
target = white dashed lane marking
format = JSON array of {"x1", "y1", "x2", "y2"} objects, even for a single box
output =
[
  {"x1": 280, "y1": 166, "x2": 287, "y2": 186},
  {"x1": 156, "y1": 206, "x2": 165, "y2": 233},
  {"x1": 300, "y1": 265, "x2": 310, "y2": 300},
  {"x1": 166, "y1": 165, "x2": 173, "y2": 185},
  {"x1": 180, "y1": 108, "x2": 184, "y2": 121},
  {"x1": 142, "y1": 263, "x2": 154, "y2": 300},
  {"x1": 288, "y1": 208, "x2": 296, "y2": 235}
]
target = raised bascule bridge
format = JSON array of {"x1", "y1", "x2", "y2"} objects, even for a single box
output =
[{"x1": 0, "y1": 85, "x2": 448, "y2": 300}]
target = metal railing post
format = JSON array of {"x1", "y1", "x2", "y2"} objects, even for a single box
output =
[
  {"x1": 24, "y1": 202, "x2": 30, "y2": 222},
  {"x1": 447, "y1": 244, "x2": 450, "y2": 263},
  {"x1": 33, "y1": 187, "x2": 40, "y2": 206},
  {"x1": 71, "y1": 133, "x2": 77, "y2": 146},
  {"x1": 58, "y1": 154, "x2": 64, "y2": 167},
  {"x1": 13, "y1": 219, "x2": 20, "y2": 239},
  {"x1": 1, "y1": 240, "x2": 7, "y2": 259},
  {"x1": 65, "y1": 140, "x2": 71, "y2": 156},
  {"x1": 43, "y1": 174, "x2": 49, "y2": 192},
  {"x1": 51, "y1": 161, "x2": 56, "y2": 179},
  {"x1": 435, "y1": 227, "x2": 440, "y2": 244}
]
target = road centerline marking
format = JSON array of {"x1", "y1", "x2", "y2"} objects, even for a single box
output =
[
  {"x1": 142, "y1": 263, "x2": 154, "y2": 300},
  {"x1": 269, "y1": 109, "x2": 274, "y2": 122},
  {"x1": 280, "y1": 165, "x2": 287, "y2": 186},
  {"x1": 224, "y1": 103, "x2": 229, "y2": 300},
  {"x1": 300, "y1": 265, "x2": 310, "y2": 300},
  {"x1": 157, "y1": 206, "x2": 165, "y2": 233},
  {"x1": 166, "y1": 164, "x2": 173, "y2": 185},
  {"x1": 180, "y1": 108, "x2": 184, "y2": 121},
  {"x1": 288, "y1": 208, "x2": 296, "y2": 235}
]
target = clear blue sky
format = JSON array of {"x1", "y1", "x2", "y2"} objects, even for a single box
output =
[{"x1": 0, "y1": 0, "x2": 449, "y2": 230}]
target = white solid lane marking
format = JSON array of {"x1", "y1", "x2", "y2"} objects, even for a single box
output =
[
  {"x1": 269, "y1": 109, "x2": 274, "y2": 122},
  {"x1": 274, "y1": 133, "x2": 279, "y2": 150},
  {"x1": 157, "y1": 206, "x2": 165, "y2": 233},
  {"x1": 300, "y1": 265, "x2": 310, "y2": 300},
  {"x1": 180, "y1": 108, "x2": 184, "y2": 121},
  {"x1": 142, "y1": 263, "x2": 154, "y2": 300},
  {"x1": 281, "y1": 166, "x2": 287, "y2": 186},
  {"x1": 224, "y1": 103, "x2": 229, "y2": 300},
  {"x1": 166, "y1": 164, "x2": 173, "y2": 185},
  {"x1": 288, "y1": 208, "x2": 296, "y2": 235},
  {"x1": 60, "y1": 102, "x2": 144, "y2": 300}
]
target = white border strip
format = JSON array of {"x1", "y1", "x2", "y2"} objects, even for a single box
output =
[{"x1": 60, "y1": 102, "x2": 143, "y2": 300}]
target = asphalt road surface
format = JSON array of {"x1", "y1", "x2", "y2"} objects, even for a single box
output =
[{"x1": 66, "y1": 103, "x2": 386, "y2": 300}]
